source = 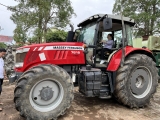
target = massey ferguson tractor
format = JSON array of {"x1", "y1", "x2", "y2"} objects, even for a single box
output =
[{"x1": 10, "y1": 14, "x2": 159, "y2": 120}]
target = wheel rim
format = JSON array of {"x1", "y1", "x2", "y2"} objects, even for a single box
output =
[
  {"x1": 130, "y1": 66, "x2": 152, "y2": 99},
  {"x1": 29, "y1": 79, "x2": 64, "y2": 112}
]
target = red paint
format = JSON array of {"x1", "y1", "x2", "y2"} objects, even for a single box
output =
[
  {"x1": 16, "y1": 42, "x2": 85, "y2": 72},
  {"x1": 107, "y1": 46, "x2": 152, "y2": 71}
]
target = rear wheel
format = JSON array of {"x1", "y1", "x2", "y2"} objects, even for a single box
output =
[
  {"x1": 114, "y1": 54, "x2": 158, "y2": 108},
  {"x1": 14, "y1": 64, "x2": 74, "y2": 120}
]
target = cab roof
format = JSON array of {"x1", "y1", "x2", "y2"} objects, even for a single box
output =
[{"x1": 77, "y1": 14, "x2": 135, "y2": 27}]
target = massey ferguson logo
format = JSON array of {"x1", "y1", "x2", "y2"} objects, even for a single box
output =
[
  {"x1": 44, "y1": 46, "x2": 84, "y2": 51},
  {"x1": 52, "y1": 46, "x2": 83, "y2": 50}
]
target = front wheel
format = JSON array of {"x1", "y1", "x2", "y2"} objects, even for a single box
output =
[
  {"x1": 14, "y1": 64, "x2": 74, "y2": 120},
  {"x1": 114, "y1": 54, "x2": 158, "y2": 108}
]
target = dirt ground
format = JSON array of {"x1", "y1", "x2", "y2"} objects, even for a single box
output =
[{"x1": 0, "y1": 81, "x2": 160, "y2": 120}]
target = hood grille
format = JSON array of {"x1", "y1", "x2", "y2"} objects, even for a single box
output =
[{"x1": 16, "y1": 52, "x2": 27, "y2": 63}]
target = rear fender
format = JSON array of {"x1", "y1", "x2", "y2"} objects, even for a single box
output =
[{"x1": 107, "y1": 46, "x2": 155, "y2": 71}]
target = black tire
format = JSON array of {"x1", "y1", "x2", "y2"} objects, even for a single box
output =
[
  {"x1": 5, "y1": 54, "x2": 14, "y2": 60},
  {"x1": 4, "y1": 53, "x2": 14, "y2": 61},
  {"x1": 14, "y1": 64, "x2": 74, "y2": 120},
  {"x1": 114, "y1": 54, "x2": 158, "y2": 108},
  {"x1": 6, "y1": 61, "x2": 14, "y2": 69}
]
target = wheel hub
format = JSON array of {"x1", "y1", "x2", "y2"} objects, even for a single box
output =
[
  {"x1": 29, "y1": 79, "x2": 64, "y2": 112},
  {"x1": 130, "y1": 67, "x2": 152, "y2": 98},
  {"x1": 40, "y1": 87, "x2": 54, "y2": 101},
  {"x1": 135, "y1": 76, "x2": 144, "y2": 88}
]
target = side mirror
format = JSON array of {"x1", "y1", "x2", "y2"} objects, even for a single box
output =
[{"x1": 103, "y1": 18, "x2": 112, "y2": 30}]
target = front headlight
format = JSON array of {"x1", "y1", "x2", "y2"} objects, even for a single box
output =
[{"x1": 15, "y1": 62, "x2": 23, "y2": 68}]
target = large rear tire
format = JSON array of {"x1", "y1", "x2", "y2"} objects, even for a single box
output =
[
  {"x1": 14, "y1": 64, "x2": 74, "y2": 120},
  {"x1": 114, "y1": 54, "x2": 158, "y2": 108}
]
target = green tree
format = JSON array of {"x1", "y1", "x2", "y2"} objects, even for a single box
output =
[
  {"x1": 28, "y1": 36, "x2": 39, "y2": 44},
  {"x1": 0, "y1": 43, "x2": 7, "y2": 48},
  {"x1": 46, "y1": 29, "x2": 67, "y2": 42},
  {"x1": 13, "y1": 25, "x2": 28, "y2": 46},
  {"x1": 9, "y1": 0, "x2": 75, "y2": 44},
  {"x1": 113, "y1": 0, "x2": 160, "y2": 37}
]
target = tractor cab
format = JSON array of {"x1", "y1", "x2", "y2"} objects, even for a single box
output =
[{"x1": 76, "y1": 14, "x2": 135, "y2": 68}]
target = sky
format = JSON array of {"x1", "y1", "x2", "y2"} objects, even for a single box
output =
[{"x1": 0, "y1": 0, "x2": 115, "y2": 37}]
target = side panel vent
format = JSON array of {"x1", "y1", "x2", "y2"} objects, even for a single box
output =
[{"x1": 54, "y1": 51, "x2": 68, "y2": 60}]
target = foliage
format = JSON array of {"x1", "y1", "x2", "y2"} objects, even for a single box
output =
[
  {"x1": 46, "y1": 29, "x2": 67, "y2": 42},
  {"x1": 113, "y1": 0, "x2": 160, "y2": 37},
  {"x1": 28, "y1": 36, "x2": 39, "y2": 44},
  {"x1": 13, "y1": 25, "x2": 27, "y2": 46},
  {"x1": 0, "y1": 43, "x2": 7, "y2": 48},
  {"x1": 9, "y1": 0, "x2": 75, "y2": 45}
]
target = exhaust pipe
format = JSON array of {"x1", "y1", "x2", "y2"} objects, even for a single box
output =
[
  {"x1": 69, "y1": 23, "x2": 74, "y2": 31},
  {"x1": 66, "y1": 23, "x2": 75, "y2": 42}
]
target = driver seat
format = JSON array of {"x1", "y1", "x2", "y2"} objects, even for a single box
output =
[{"x1": 102, "y1": 40, "x2": 117, "y2": 57}]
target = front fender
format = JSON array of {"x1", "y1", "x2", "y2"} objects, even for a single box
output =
[{"x1": 107, "y1": 46, "x2": 155, "y2": 71}]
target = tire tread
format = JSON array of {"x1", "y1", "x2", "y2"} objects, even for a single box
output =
[
  {"x1": 114, "y1": 54, "x2": 159, "y2": 108},
  {"x1": 14, "y1": 64, "x2": 74, "y2": 120}
]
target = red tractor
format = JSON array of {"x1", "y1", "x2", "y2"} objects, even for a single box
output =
[{"x1": 11, "y1": 14, "x2": 159, "y2": 120}]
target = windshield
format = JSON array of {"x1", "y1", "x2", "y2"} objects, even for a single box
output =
[{"x1": 77, "y1": 23, "x2": 96, "y2": 45}]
